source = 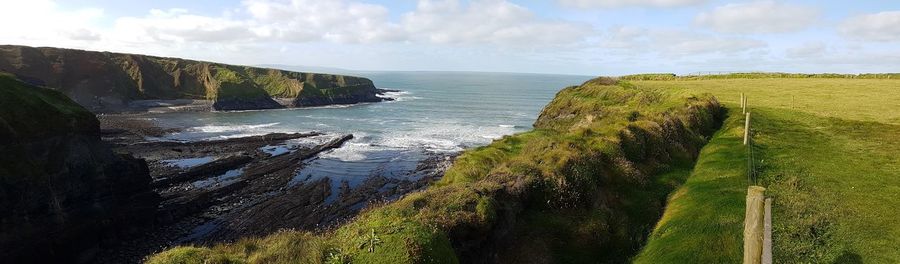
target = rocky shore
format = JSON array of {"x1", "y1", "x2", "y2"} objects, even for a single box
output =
[
  {"x1": 2, "y1": 72, "x2": 437, "y2": 263},
  {"x1": 93, "y1": 115, "x2": 455, "y2": 263}
]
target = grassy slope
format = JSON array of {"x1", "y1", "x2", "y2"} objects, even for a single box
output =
[
  {"x1": 147, "y1": 78, "x2": 723, "y2": 264},
  {"x1": 208, "y1": 66, "x2": 271, "y2": 101},
  {"x1": 499, "y1": 164, "x2": 696, "y2": 263},
  {"x1": 633, "y1": 110, "x2": 746, "y2": 263},
  {"x1": 0, "y1": 73, "x2": 98, "y2": 140},
  {"x1": 633, "y1": 77, "x2": 900, "y2": 263}
]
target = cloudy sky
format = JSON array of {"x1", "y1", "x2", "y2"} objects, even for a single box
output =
[{"x1": 1, "y1": 0, "x2": 899, "y2": 75}]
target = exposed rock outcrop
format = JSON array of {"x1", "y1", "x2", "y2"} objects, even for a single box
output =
[
  {"x1": 0, "y1": 45, "x2": 387, "y2": 112},
  {"x1": 90, "y1": 119, "x2": 453, "y2": 263},
  {"x1": 0, "y1": 74, "x2": 159, "y2": 263}
]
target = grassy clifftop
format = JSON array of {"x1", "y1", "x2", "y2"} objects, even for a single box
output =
[
  {"x1": 0, "y1": 45, "x2": 381, "y2": 111},
  {"x1": 0, "y1": 73, "x2": 97, "y2": 142},
  {"x1": 632, "y1": 77, "x2": 900, "y2": 263},
  {"x1": 0, "y1": 72, "x2": 98, "y2": 179},
  {"x1": 148, "y1": 77, "x2": 724, "y2": 263}
]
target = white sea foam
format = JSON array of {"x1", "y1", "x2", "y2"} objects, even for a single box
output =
[
  {"x1": 321, "y1": 142, "x2": 394, "y2": 161},
  {"x1": 380, "y1": 136, "x2": 462, "y2": 152},
  {"x1": 191, "y1": 122, "x2": 281, "y2": 133},
  {"x1": 287, "y1": 134, "x2": 341, "y2": 148},
  {"x1": 307, "y1": 104, "x2": 357, "y2": 109},
  {"x1": 368, "y1": 121, "x2": 521, "y2": 153},
  {"x1": 394, "y1": 96, "x2": 423, "y2": 102},
  {"x1": 381, "y1": 91, "x2": 422, "y2": 102},
  {"x1": 161, "y1": 122, "x2": 294, "y2": 141},
  {"x1": 380, "y1": 91, "x2": 410, "y2": 97}
]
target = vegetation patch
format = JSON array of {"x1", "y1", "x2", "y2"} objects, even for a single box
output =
[
  {"x1": 633, "y1": 109, "x2": 746, "y2": 263},
  {"x1": 0, "y1": 73, "x2": 98, "y2": 141}
]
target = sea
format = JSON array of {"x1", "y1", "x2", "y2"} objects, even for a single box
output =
[{"x1": 146, "y1": 71, "x2": 591, "y2": 197}]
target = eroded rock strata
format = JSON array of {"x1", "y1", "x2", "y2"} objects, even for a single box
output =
[
  {"x1": 0, "y1": 45, "x2": 389, "y2": 112},
  {"x1": 92, "y1": 115, "x2": 454, "y2": 263}
]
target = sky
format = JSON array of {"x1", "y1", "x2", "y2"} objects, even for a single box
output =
[{"x1": 1, "y1": 0, "x2": 899, "y2": 76}]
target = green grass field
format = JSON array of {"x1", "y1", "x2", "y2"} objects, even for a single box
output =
[{"x1": 633, "y1": 77, "x2": 900, "y2": 263}]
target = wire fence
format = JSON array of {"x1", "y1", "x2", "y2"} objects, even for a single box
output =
[
  {"x1": 747, "y1": 123, "x2": 758, "y2": 184},
  {"x1": 741, "y1": 94, "x2": 771, "y2": 264},
  {"x1": 687, "y1": 71, "x2": 743, "y2": 76},
  {"x1": 741, "y1": 94, "x2": 759, "y2": 185}
]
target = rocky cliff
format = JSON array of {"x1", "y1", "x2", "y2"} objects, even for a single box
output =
[
  {"x1": 0, "y1": 45, "x2": 385, "y2": 112},
  {"x1": 0, "y1": 74, "x2": 159, "y2": 262}
]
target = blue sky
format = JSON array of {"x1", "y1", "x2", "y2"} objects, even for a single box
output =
[{"x1": 2, "y1": 0, "x2": 900, "y2": 76}]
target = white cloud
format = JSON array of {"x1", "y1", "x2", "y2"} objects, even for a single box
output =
[
  {"x1": 7, "y1": 0, "x2": 590, "y2": 49},
  {"x1": 0, "y1": 0, "x2": 104, "y2": 46},
  {"x1": 0, "y1": 0, "x2": 594, "y2": 72},
  {"x1": 239, "y1": 0, "x2": 591, "y2": 46},
  {"x1": 558, "y1": 0, "x2": 706, "y2": 8},
  {"x1": 403, "y1": 0, "x2": 591, "y2": 47},
  {"x1": 695, "y1": 1, "x2": 819, "y2": 34},
  {"x1": 6, "y1": 0, "x2": 899, "y2": 75},
  {"x1": 242, "y1": 0, "x2": 406, "y2": 43},
  {"x1": 839, "y1": 11, "x2": 900, "y2": 42},
  {"x1": 112, "y1": 9, "x2": 257, "y2": 44},
  {"x1": 786, "y1": 42, "x2": 826, "y2": 58},
  {"x1": 603, "y1": 26, "x2": 647, "y2": 49},
  {"x1": 657, "y1": 32, "x2": 766, "y2": 56},
  {"x1": 603, "y1": 26, "x2": 766, "y2": 56}
]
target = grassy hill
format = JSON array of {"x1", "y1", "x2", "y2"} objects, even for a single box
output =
[
  {"x1": 633, "y1": 76, "x2": 900, "y2": 263},
  {"x1": 146, "y1": 74, "x2": 900, "y2": 263},
  {"x1": 148, "y1": 77, "x2": 725, "y2": 263}
]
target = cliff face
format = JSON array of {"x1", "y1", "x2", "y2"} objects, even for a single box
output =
[
  {"x1": 291, "y1": 73, "x2": 382, "y2": 107},
  {"x1": 0, "y1": 45, "x2": 384, "y2": 112},
  {"x1": 0, "y1": 74, "x2": 159, "y2": 262}
]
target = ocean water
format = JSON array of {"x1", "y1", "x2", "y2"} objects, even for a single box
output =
[{"x1": 149, "y1": 72, "x2": 591, "y2": 195}]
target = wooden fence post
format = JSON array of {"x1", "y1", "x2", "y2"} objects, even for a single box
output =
[
  {"x1": 741, "y1": 93, "x2": 745, "y2": 110},
  {"x1": 744, "y1": 186, "x2": 766, "y2": 264},
  {"x1": 743, "y1": 97, "x2": 748, "y2": 114},
  {"x1": 762, "y1": 198, "x2": 773, "y2": 264},
  {"x1": 744, "y1": 112, "x2": 751, "y2": 145}
]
